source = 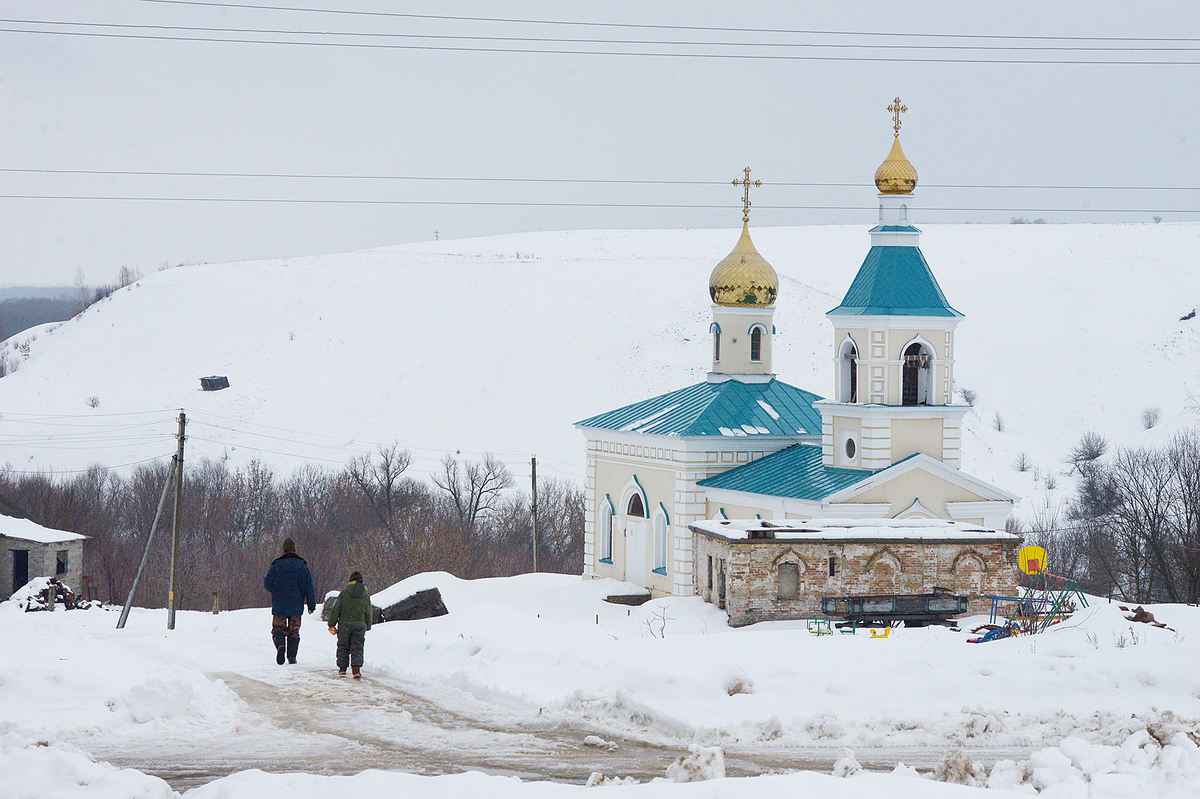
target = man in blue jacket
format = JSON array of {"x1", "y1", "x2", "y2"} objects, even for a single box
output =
[{"x1": 263, "y1": 537, "x2": 317, "y2": 664}]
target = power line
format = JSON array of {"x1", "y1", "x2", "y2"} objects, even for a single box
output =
[
  {"x1": 10, "y1": 17, "x2": 1200, "y2": 54},
  {"x1": 0, "y1": 408, "x2": 180, "y2": 419},
  {"x1": 136, "y1": 1, "x2": 1200, "y2": 45},
  {"x1": 0, "y1": 194, "x2": 1194, "y2": 215},
  {"x1": 0, "y1": 453, "x2": 173, "y2": 475},
  {"x1": 4, "y1": 167, "x2": 1198, "y2": 192},
  {"x1": 184, "y1": 412, "x2": 586, "y2": 477},
  {"x1": 5, "y1": 24, "x2": 1200, "y2": 65}
]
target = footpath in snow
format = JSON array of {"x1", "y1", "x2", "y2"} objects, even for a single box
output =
[{"x1": 1, "y1": 572, "x2": 1198, "y2": 798}]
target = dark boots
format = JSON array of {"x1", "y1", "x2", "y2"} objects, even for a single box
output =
[
  {"x1": 285, "y1": 636, "x2": 299, "y2": 665},
  {"x1": 273, "y1": 633, "x2": 286, "y2": 665},
  {"x1": 352, "y1": 666, "x2": 361, "y2": 679}
]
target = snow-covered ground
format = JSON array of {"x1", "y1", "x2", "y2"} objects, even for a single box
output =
[
  {"x1": 2, "y1": 572, "x2": 1198, "y2": 797},
  {"x1": 1, "y1": 223, "x2": 1198, "y2": 519},
  {"x1": 2, "y1": 223, "x2": 1200, "y2": 796}
]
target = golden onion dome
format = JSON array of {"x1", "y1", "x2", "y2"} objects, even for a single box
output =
[
  {"x1": 708, "y1": 222, "x2": 778, "y2": 307},
  {"x1": 874, "y1": 135, "x2": 917, "y2": 194}
]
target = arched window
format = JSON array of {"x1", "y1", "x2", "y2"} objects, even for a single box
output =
[
  {"x1": 599, "y1": 501, "x2": 613, "y2": 562},
  {"x1": 902, "y1": 342, "x2": 933, "y2": 406},
  {"x1": 711, "y1": 324, "x2": 721, "y2": 362},
  {"x1": 652, "y1": 507, "x2": 669, "y2": 574},
  {"x1": 839, "y1": 339, "x2": 858, "y2": 403},
  {"x1": 627, "y1": 493, "x2": 645, "y2": 518},
  {"x1": 749, "y1": 326, "x2": 763, "y2": 362}
]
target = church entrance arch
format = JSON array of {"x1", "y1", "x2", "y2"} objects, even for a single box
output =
[{"x1": 623, "y1": 492, "x2": 647, "y2": 585}]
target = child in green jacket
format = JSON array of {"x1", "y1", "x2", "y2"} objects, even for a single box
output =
[{"x1": 327, "y1": 570, "x2": 373, "y2": 678}]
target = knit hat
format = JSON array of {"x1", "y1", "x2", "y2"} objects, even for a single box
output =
[
  {"x1": 282, "y1": 537, "x2": 296, "y2": 553},
  {"x1": 349, "y1": 570, "x2": 363, "y2": 583}
]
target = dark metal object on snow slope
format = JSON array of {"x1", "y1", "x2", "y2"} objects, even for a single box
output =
[
  {"x1": 200, "y1": 375, "x2": 230, "y2": 391},
  {"x1": 821, "y1": 586, "x2": 968, "y2": 627}
]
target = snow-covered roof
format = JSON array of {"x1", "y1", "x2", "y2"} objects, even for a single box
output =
[
  {"x1": 691, "y1": 516, "x2": 1018, "y2": 542},
  {"x1": 575, "y1": 378, "x2": 823, "y2": 438},
  {"x1": 0, "y1": 516, "x2": 87, "y2": 544}
]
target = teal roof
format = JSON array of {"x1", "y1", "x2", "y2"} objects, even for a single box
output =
[
  {"x1": 828, "y1": 245, "x2": 962, "y2": 317},
  {"x1": 697, "y1": 443, "x2": 874, "y2": 501},
  {"x1": 575, "y1": 379, "x2": 823, "y2": 438}
]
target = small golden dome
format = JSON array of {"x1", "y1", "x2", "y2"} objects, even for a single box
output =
[
  {"x1": 874, "y1": 136, "x2": 917, "y2": 194},
  {"x1": 709, "y1": 222, "x2": 778, "y2": 307}
]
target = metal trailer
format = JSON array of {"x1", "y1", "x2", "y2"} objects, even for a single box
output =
[{"x1": 821, "y1": 586, "x2": 969, "y2": 627}]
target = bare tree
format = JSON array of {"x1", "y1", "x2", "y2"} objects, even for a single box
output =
[
  {"x1": 431, "y1": 453, "x2": 513, "y2": 532},
  {"x1": 346, "y1": 444, "x2": 415, "y2": 537}
]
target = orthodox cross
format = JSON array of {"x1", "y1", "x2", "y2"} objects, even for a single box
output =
[
  {"x1": 732, "y1": 166, "x2": 761, "y2": 223},
  {"x1": 888, "y1": 97, "x2": 907, "y2": 136}
]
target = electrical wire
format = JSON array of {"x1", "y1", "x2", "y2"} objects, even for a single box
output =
[
  {"x1": 4, "y1": 167, "x2": 1198, "y2": 192},
  {"x1": 0, "y1": 452, "x2": 173, "y2": 475},
  {"x1": 4, "y1": 24, "x2": 1200, "y2": 65},
  {"x1": 0, "y1": 194, "x2": 1194, "y2": 215},
  {"x1": 136, "y1": 2, "x2": 1200, "y2": 45},
  {"x1": 9, "y1": 17, "x2": 1200, "y2": 54}
]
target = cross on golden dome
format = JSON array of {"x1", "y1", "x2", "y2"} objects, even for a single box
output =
[
  {"x1": 732, "y1": 166, "x2": 761, "y2": 223},
  {"x1": 888, "y1": 97, "x2": 907, "y2": 137}
]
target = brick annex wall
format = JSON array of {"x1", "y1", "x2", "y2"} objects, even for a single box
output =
[{"x1": 693, "y1": 531, "x2": 1020, "y2": 627}]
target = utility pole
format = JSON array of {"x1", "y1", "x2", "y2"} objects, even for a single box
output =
[
  {"x1": 167, "y1": 410, "x2": 186, "y2": 630},
  {"x1": 116, "y1": 462, "x2": 175, "y2": 629},
  {"x1": 531, "y1": 456, "x2": 539, "y2": 573}
]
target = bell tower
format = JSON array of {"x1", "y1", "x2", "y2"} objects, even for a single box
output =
[
  {"x1": 814, "y1": 99, "x2": 968, "y2": 470},
  {"x1": 708, "y1": 168, "x2": 777, "y2": 384}
]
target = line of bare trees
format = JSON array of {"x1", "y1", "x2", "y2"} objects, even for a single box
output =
[
  {"x1": 0, "y1": 445, "x2": 583, "y2": 610},
  {"x1": 1027, "y1": 429, "x2": 1200, "y2": 603}
]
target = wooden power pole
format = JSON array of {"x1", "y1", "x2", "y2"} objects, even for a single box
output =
[
  {"x1": 531, "y1": 456, "x2": 539, "y2": 573},
  {"x1": 167, "y1": 410, "x2": 186, "y2": 630}
]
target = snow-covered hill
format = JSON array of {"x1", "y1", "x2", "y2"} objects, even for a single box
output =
[{"x1": 1, "y1": 223, "x2": 1198, "y2": 518}]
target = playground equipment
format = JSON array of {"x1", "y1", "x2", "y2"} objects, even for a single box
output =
[
  {"x1": 807, "y1": 617, "x2": 832, "y2": 636},
  {"x1": 970, "y1": 545, "x2": 1088, "y2": 642}
]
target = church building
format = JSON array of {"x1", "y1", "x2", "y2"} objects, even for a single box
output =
[{"x1": 576, "y1": 101, "x2": 1019, "y2": 622}]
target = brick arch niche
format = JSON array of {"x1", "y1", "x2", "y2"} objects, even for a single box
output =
[
  {"x1": 865, "y1": 548, "x2": 903, "y2": 592},
  {"x1": 952, "y1": 550, "x2": 986, "y2": 594}
]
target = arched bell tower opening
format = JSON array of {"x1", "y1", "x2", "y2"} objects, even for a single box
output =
[
  {"x1": 901, "y1": 341, "x2": 933, "y2": 406},
  {"x1": 838, "y1": 338, "x2": 858, "y2": 403}
]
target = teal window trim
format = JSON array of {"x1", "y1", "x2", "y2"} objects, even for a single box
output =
[
  {"x1": 599, "y1": 557, "x2": 613, "y2": 565},
  {"x1": 652, "y1": 567, "x2": 667, "y2": 576}
]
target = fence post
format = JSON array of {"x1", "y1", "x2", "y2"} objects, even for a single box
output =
[{"x1": 212, "y1": 591, "x2": 220, "y2": 615}]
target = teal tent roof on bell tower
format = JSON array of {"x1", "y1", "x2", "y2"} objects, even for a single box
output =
[{"x1": 827, "y1": 243, "x2": 962, "y2": 318}]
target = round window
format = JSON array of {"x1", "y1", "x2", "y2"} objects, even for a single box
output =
[{"x1": 845, "y1": 438, "x2": 857, "y2": 459}]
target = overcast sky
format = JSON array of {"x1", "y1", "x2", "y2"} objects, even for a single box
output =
[{"x1": 2, "y1": 1, "x2": 1198, "y2": 286}]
